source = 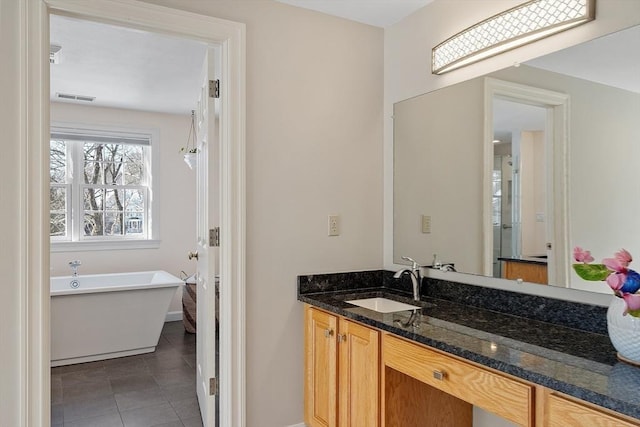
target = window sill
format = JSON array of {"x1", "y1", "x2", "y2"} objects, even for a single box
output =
[{"x1": 51, "y1": 239, "x2": 161, "y2": 252}]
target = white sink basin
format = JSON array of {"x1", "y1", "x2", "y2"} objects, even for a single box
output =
[{"x1": 345, "y1": 297, "x2": 421, "y2": 313}]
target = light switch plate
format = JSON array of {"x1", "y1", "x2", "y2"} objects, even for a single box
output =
[{"x1": 421, "y1": 215, "x2": 431, "y2": 233}]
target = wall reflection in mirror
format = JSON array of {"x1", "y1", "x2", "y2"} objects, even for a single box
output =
[{"x1": 393, "y1": 25, "x2": 640, "y2": 293}]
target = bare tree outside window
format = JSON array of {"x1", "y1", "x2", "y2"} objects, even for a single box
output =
[
  {"x1": 50, "y1": 140, "x2": 67, "y2": 236},
  {"x1": 50, "y1": 137, "x2": 148, "y2": 240},
  {"x1": 83, "y1": 142, "x2": 146, "y2": 237}
]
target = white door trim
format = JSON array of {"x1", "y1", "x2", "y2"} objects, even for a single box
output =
[
  {"x1": 19, "y1": 2, "x2": 51, "y2": 426},
  {"x1": 483, "y1": 77, "x2": 569, "y2": 287},
  {"x1": 26, "y1": 1, "x2": 246, "y2": 426}
]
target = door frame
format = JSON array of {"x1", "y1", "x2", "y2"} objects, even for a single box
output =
[
  {"x1": 23, "y1": 1, "x2": 246, "y2": 426},
  {"x1": 483, "y1": 77, "x2": 569, "y2": 287}
]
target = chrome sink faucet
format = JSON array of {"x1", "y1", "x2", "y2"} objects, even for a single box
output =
[
  {"x1": 69, "y1": 260, "x2": 81, "y2": 277},
  {"x1": 394, "y1": 256, "x2": 422, "y2": 302}
]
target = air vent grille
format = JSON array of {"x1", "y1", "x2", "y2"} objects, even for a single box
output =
[{"x1": 55, "y1": 93, "x2": 95, "y2": 102}]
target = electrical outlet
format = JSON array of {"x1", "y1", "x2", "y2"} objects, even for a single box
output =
[
  {"x1": 328, "y1": 215, "x2": 340, "y2": 236},
  {"x1": 421, "y1": 215, "x2": 431, "y2": 233}
]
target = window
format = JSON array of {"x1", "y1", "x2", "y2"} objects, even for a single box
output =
[{"x1": 50, "y1": 125, "x2": 158, "y2": 250}]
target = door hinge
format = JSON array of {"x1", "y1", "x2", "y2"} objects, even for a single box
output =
[
  {"x1": 209, "y1": 227, "x2": 220, "y2": 247},
  {"x1": 209, "y1": 377, "x2": 218, "y2": 396},
  {"x1": 209, "y1": 79, "x2": 220, "y2": 98}
]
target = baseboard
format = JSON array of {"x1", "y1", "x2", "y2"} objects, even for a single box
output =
[
  {"x1": 165, "y1": 311, "x2": 182, "y2": 322},
  {"x1": 285, "y1": 423, "x2": 306, "y2": 427}
]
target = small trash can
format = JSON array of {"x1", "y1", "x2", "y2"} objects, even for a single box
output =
[{"x1": 181, "y1": 273, "x2": 197, "y2": 333}]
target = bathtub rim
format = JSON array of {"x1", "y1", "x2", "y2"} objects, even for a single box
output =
[{"x1": 50, "y1": 270, "x2": 183, "y2": 296}]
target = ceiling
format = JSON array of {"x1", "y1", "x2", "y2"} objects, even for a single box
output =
[
  {"x1": 50, "y1": 14, "x2": 207, "y2": 115},
  {"x1": 274, "y1": 0, "x2": 434, "y2": 28},
  {"x1": 50, "y1": 5, "x2": 638, "y2": 116},
  {"x1": 526, "y1": 25, "x2": 640, "y2": 94},
  {"x1": 50, "y1": 1, "x2": 434, "y2": 115}
]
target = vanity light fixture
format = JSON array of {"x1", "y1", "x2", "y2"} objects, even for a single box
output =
[{"x1": 431, "y1": 0, "x2": 595, "y2": 75}]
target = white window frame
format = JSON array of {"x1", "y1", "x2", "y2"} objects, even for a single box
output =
[{"x1": 50, "y1": 122, "x2": 160, "y2": 252}]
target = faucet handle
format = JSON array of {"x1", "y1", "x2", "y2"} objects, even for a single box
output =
[
  {"x1": 69, "y1": 260, "x2": 82, "y2": 267},
  {"x1": 401, "y1": 256, "x2": 420, "y2": 270}
]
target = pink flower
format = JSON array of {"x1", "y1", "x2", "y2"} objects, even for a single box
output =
[
  {"x1": 573, "y1": 247, "x2": 594, "y2": 263},
  {"x1": 573, "y1": 248, "x2": 640, "y2": 317},
  {"x1": 615, "y1": 249, "x2": 633, "y2": 267},
  {"x1": 623, "y1": 293, "x2": 640, "y2": 314},
  {"x1": 607, "y1": 272, "x2": 627, "y2": 291},
  {"x1": 603, "y1": 257, "x2": 628, "y2": 273}
]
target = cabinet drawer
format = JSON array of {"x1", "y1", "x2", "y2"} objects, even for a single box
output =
[
  {"x1": 383, "y1": 334, "x2": 533, "y2": 426},
  {"x1": 546, "y1": 393, "x2": 639, "y2": 427}
]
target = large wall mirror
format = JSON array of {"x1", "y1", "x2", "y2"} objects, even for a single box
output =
[{"x1": 394, "y1": 24, "x2": 640, "y2": 294}]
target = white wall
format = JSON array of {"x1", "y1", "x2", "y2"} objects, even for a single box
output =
[
  {"x1": 142, "y1": 1, "x2": 384, "y2": 426},
  {"x1": 520, "y1": 130, "x2": 546, "y2": 257},
  {"x1": 393, "y1": 77, "x2": 485, "y2": 271},
  {"x1": 49, "y1": 103, "x2": 196, "y2": 312},
  {"x1": 384, "y1": 0, "x2": 640, "y2": 271}
]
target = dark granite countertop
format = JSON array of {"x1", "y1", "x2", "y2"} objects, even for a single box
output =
[
  {"x1": 297, "y1": 272, "x2": 640, "y2": 421},
  {"x1": 498, "y1": 255, "x2": 548, "y2": 265}
]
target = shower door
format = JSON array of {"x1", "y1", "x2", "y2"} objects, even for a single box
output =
[{"x1": 492, "y1": 155, "x2": 514, "y2": 278}]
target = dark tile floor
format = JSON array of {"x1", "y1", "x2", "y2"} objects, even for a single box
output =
[{"x1": 51, "y1": 321, "x2": 204, "y2": 427}]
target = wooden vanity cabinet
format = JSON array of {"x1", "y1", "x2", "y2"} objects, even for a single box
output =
[
  {"x1": 304, "y1": 306, "x2": 380, "y2": 427},
  {"x1": 383, "y1": 334, "x2": 533, "y2": 427},
  {"x1": 304, "y1": 304, "x2": 639, "y2": 427},
  {"x1": 545, "y1": 392, "x2": 640, "y2": 427}
]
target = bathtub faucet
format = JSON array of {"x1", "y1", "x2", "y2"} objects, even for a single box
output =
[{"x1": 69, "y1": 260, "x2": 82, "y2": 277}]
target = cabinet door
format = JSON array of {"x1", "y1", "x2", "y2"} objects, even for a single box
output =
[
  {"x1": 546, "y1": 393, "x2": 639, "y2": 427},
  {"x1": 305, "y1": 307, "x2": 338, "y2": 427},
  {"x1": 338, "y1": 318, "x2": 380, "y2": 427},
  {"x1": 503, "y1": 261, "x2": 548, "y2": 285}
]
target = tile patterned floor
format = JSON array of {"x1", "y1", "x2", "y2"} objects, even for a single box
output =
[{"x1": 51, "y1": 321, "x2": 204, "y2": 427}]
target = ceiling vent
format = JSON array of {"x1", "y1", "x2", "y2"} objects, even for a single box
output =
[
  {"x1": 55, "y1": 93, "x2": 96, "y2": 102},
  {"x1": 50, "y1": 44, "x2": 62, "y2": 64}
]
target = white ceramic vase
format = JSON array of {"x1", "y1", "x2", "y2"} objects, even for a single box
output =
[{"x1": 607, "y1": 295, "x2": 640, "y2": 364}]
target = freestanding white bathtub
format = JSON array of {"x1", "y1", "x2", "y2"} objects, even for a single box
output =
[{"x1": 50, "y1": 270, "x2": 182, "y2": 367}]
